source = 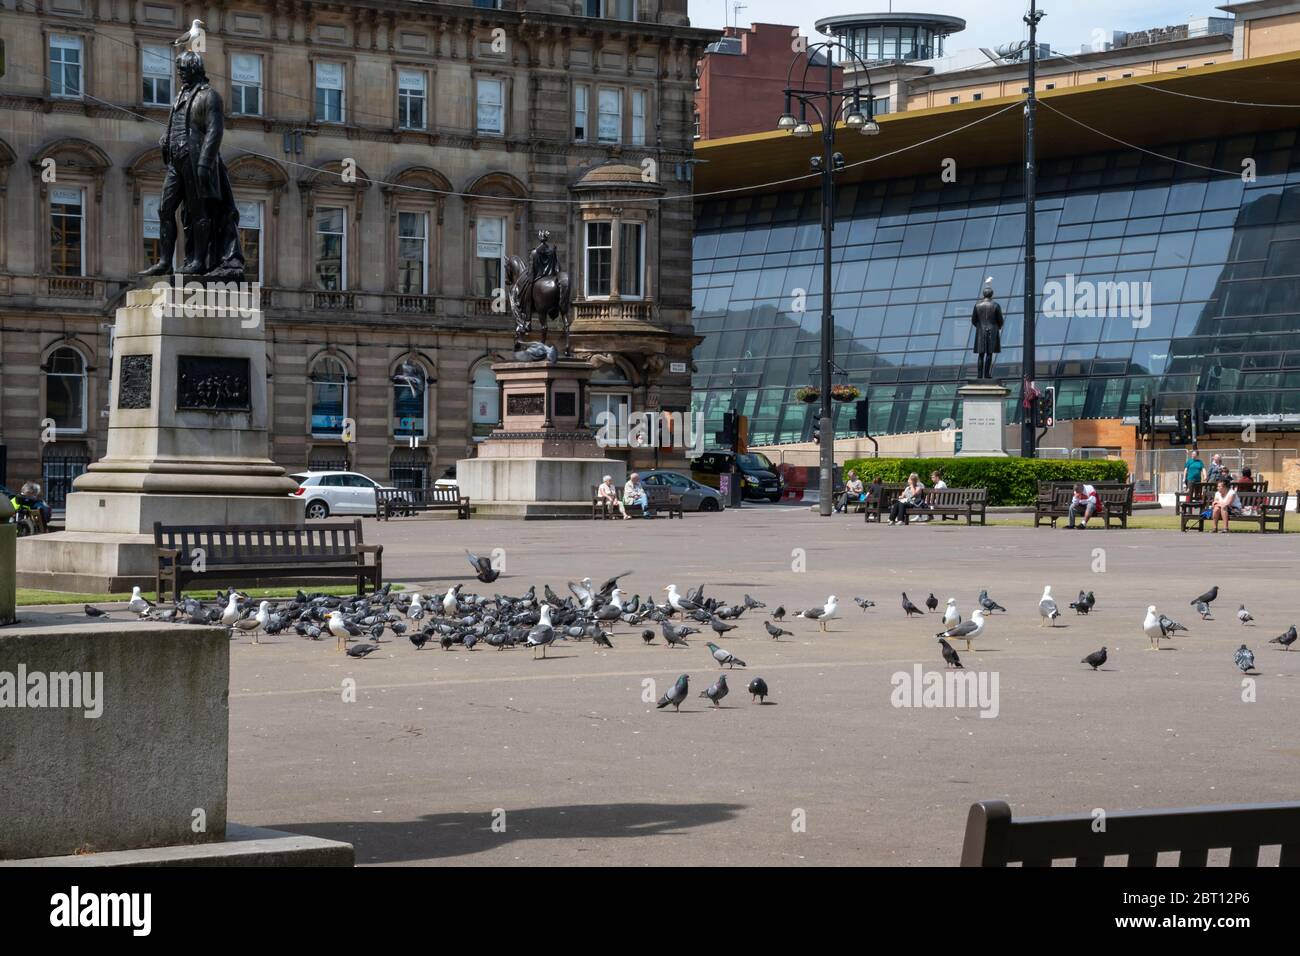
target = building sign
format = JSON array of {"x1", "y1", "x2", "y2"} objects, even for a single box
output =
[{"x1": 670, "y1": 361, "x2": 687, "y2": 374}]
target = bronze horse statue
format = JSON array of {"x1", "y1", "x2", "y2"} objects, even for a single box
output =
[{"x1": 505, "y1": 254, "x2": 572, "y2": 356}]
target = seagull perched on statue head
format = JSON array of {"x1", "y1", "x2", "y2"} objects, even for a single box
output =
[{"x1": 174, "y1": 19, "x2": 206, "y2": 51}]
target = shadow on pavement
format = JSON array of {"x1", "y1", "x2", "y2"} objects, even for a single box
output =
[{"x1": 270, "y1": 801, "x2": 747, "y2": 864}]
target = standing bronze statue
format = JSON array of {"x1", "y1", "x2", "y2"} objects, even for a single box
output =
[
  {"x1": 139, "y1": 51, "x2": 245, "y2": 280},
  {"x1": 506, "y1": 230, "x2": 572, "y2": 356},
  {"x1": 970, "y1": 284, "x2": 1004, "y2": 380}
]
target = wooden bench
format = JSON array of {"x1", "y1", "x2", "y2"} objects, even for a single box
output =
[
  {"x1": 1181, "y1": 489, "x2": 1287, "y2": 533},
  {"x1": 375, "y1": 486, "x2": 470, "y2": 520},
  {"x1": 154, "y1": 520, "x2": 382, "y2": 602},
  {"x1": 591, "y1": 484, "x2": 683, "y2": 519},
  {"x1": 1178, "y1": 480, "x2": 1266, "y2": 528},
  {"x1": 861, "y1": 483, "x2": 905, "y2": 522},
  {"x1": 1033, "y1": 482, "x2": 1132, "y2": 528},
  {"x1": 920, "y1": 487, "x2": 988, "y2": 525},
  {"x1": 960, "y1": 798, "x2": 1300, "y2": 866}
]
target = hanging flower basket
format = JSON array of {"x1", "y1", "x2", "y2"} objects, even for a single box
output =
[
  {"x1": 830, "y1": 384, "x2": 862, "y2": 403},
  {"x1": 795, "y1": 386, "x2": 820, "y2": 405}
]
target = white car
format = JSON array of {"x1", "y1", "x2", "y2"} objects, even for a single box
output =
[{"x1": 290, "y1": 471, "x2": 398, "y2": 519}]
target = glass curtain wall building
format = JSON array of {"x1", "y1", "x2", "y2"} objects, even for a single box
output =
[{"x1": 692, "y1": 129, "x2": 1300, "y2": 446}]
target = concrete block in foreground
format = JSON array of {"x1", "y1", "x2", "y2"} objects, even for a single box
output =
[{"x1": 0, "y1": 824, "x2": 354, "y2": 867}]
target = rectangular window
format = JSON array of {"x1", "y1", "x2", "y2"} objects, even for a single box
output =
[
  {"x1": 315, "y1": 62, "x2": 345, "y2": 123},
  {"x1": 315, "y1": 206, "x2": 346, "y2": 291},
  {"x1": 231, "y1": 53, "x2": 263, "y2": 115},
  {"x1": 619, "y1": 221, "x2": 644, "y2": 299},
  {"x1": 574, "y1": 84, "x2": 588, "y2": 141},
  {"x1": 585, "y1": 220, "x2": 613, "y2": 297},
  {"x1": 476, "y1": 77, "x2": 504, "y2": 134},
  {"x1": 143, "y1": 194, "x2": 163, "y2": 267},
  {"x1": 597, "y1": 87, "x2": 621, "y2": 143},
  {"x1": 949, "y1": 95, "x2": 959, "y2": 104},
  {"x1": 397, "y1": 211, "x2": 428, "y2": 294},
  {"x1": 1045, "y1": 82, "x2": 1056, "y2": 90},
  {"x1": 237, "y1": 200, "x2": 263, "y2": 284},
  {"x1": 972, "y1": 92, "x2": 982, "y2": 101},
  {"x1": 49, "y1": 34, "x2": 83, "y2": 99},
  {"x1": 398, "y1": 70, "x2": 427, "y2": 130},
  {"x1": 142, "y1": 45, "x2": 172, "y2": 106},
  {"x1": 50, "y1": 187, "x2": 84, "y2": 277},
  {"x1": 883, "y1": 26, "x2": 899, "y2": 59},
  {"x1": 631, "y1": 89, "x2": 647, "y2": 145},
  {"x1": 475, "y1": 215, "x2": 505, "y2": 297},
  {"x1": 1121, "y1": 72, "x2": 1133, "y2": 79},
  {"x1": 585, "y1": 0, "x2": 637, "y2": 18}
]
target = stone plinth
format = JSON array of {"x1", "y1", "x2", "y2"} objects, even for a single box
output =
[
  {"x1": 956, "y1": 381, "x2": 1011, "y2": 457},
  {"x1": 458, "y1": 358, "x2": 624, "y2": 518},
  {"x1": 19, "y1": 288, "x2": 303, "y2": 591},
  {"x1": 0, "y1": 616, "x2": 229, "y2": 859}
]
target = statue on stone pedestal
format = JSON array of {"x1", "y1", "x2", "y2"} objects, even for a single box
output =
[
  {"x1": 970, "y1": 283, "x2": 1004, "y2": 380},
  {"x1": 138, "y1": 51, "x2": 245, "y2": 280},
  {"x1": 506, "y1": 230, "x2": 572, "y2": 358}
]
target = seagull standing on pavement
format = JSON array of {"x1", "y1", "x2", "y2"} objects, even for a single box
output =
[
  {"x1": 127, "y1": 586, "x2": 153, "y2": 617},
  {"x1": 1038, "y1": 586, "x2": 1060, "y2": 627},
  {"x1": 1143, "y1": 605, "x2": 1186, "y2": 650},
  {"x1": 942, "y1": 598, "x2": 961, "y2": 630},
  {"x1": 938, "y1": 608, "x2": 986, "y2": 651},
  {"x1": 798, "y1": 595, "x2": 839, "y2": 632}
]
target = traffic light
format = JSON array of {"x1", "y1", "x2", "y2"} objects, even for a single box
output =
[
  {"x1": 1138, "y1": 401, "x2": 1153, "y2": 438},
  {"x1": 851, "y1": 398, "x2": 870, "y2": 433},
  {"x1": 1034, "y1": 387, "x2": 1056, "y2": 428},
  {"x1": 1175, "y1": 408, "x2": 1193, "y2": 445},
  {"x1": 1196, "y1": 405, "x2": 1212, "y2": 437}
]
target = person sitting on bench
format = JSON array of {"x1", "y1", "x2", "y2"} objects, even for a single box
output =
[
  {"x1": 1067, "y1": 482, "x2": 1100, "y2": 529},
  {"x1": 835, "y1": 470, "x2": 865, "y2": 514},
  {"x1": 889, "y1": 474, "x2": 925, "y2": 525},
  {"x1": 598, "y1": 474, "x2": 628, "y2": 519},
  {"x1": 624, "y1": 473, "x2": 654, "y2": 518}
]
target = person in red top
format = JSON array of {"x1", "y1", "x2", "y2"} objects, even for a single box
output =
[{"x1": 1067, "y1": 482, "x2": 1102, "y2": 529}]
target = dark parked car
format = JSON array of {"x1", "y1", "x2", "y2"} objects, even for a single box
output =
[{"x1": 689, "y1": 451, "x2": 784, "y2": 502}]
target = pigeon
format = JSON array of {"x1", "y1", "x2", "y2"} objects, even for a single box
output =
[
  {"x1": 798, "y1": 596, "x2": 839, "y2": 632},
  {"x1": 764, "y1": 620, "x2": 792, "y2": 640},
  {"x1": 440, "y1": 634, "x2": 454, "y2": 651},
  {"x1": 742, "y1": 594, "x2": 766, "y2": 610},
  {"x1": 1237, "y1": 604, "x2": 1254, "y2": 626},
  {"x1": 938, "y1": 637, "x2": 963, "y2": 669},
  {"x1": 747, "y1": 677, "x2": 769, "y2": 703},
  {"x1": 346, "y1": 643, "x2": 379, "y2": 659},
  {"x1": 127, "y1": 586, "x2": 153, "y2": 617},
  {"x1": 978, "y1": 590, "x2": 1007, "y2": 614},
  {"x1": 854, "y1": 596, "x2": 877, "y2": 611},
  {"x1": 641, "y1": 628, "x2": 656, "y2": 644},
  {"x1": 592, "y1": 630, "x2": 613, "y2": 650},
  {"x1": 1069, "y1": 590, "x2": 1091, "y2": 615},
  {"x1": 901, "y1": 592, "x2": 922, "y2": 617},
  {"x1": 1234, "y1": 644, "x2": 1255, "y2": 673},
  {"x1": 84, "y1": 605, "x2": 108, "y2": 618},
  {"x1": 661, "y1": 621, "x2": 695, "y2": 648},
  {"x1": 1191, "y1": 586, "x2": 1219, "y2": 609},
  {"x1": 942, "y1": 598, "x2": 961, "y2": 630},
  {"x1": 409, "y1": 631, "x2": 430, "y2": 650},
  {"x1": 1269, "y1": 625, "x2": 1297, "y2": 651},
  {"x1": 1038, "y1": 586, "x2": 1060, "y2": 627},
  {"x1": 1082, "y1": 646, "x2": 1108, "y2": 670},
  {"x1": 507, "y1": 341, "x2": 558, "y2": 364},
  {"x1": 656, "y1": 674, "x2": 690, "y2": 711},
  {"x1": 706, "y1": 641, "x2": 746, "y2": 668},
  {"x1": 1143, "y1": 605, "x2": 1186, "y2": 649},
  {"x1": 466, "y1": 550, "x2": 500, "y2": 584},
  {"x1": 1195, "y1": 601, "x2": 1213, "y2": 621},
  {"x1": 937, "y1": 608, "x2": 985, "y2": 651},
  {"x1": 708, "y1": 614, "x2": 737, "y2": 637},
  {"x1": 174, "y1": 18, "x2": 206, "y2": 50},
  {"x1": 770, "y1": 605, "x2": 786, "y2": 622},
  {"x1": 699, "y1": 674, "x2": 729, "y2": 708},
  {"x1": 924, "y1": 593, "x2": 939, "y2": 612}
]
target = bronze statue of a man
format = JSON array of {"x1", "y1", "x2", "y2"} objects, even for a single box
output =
[
  {"x1": 970, "y1": 284, "x2": 1004, "y2": 380},
  {"x1": 139, "y1": 51, "x2": 245, "y2": 280},
  {"x1": 512, "y1": 230, "x2": 558, "y2": 321}
]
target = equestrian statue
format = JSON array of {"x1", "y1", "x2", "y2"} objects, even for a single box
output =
[{"x1": 506, "y1": 230, "x2": 572, "y2": 358}]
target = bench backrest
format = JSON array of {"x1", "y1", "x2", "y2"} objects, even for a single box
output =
[
  {"x1": 154, "y1": 521, "x2": 364, "y2": 566},
  {"x1": 927, "y1": 488, "x2": 986, "y2": 506},
  {"x1": 1236, "y1": 490, "x2": 1287, "y2": 510},
  {"x1": 961, "y1": 799, "x2": 1300, "y2": 866},
  {"x1": 377, "y1": 487, "x2": 460, "y2": 503}
]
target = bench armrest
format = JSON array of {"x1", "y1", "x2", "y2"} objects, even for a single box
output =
[{"x1": 357, "y1": 543, "x2": 383, "y2": 554}]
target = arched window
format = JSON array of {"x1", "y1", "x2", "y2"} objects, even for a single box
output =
[
  {"x1": 588, "y1": 363, "x2": 631, "y2": 428},
  {"x1": 392, "y1": 359, "x2": 429, "y2": 440},
  {"x1": 44, "y1": 346, "x2": 87, "y2": 433},
  {"x1": 471, "y1": 362, "x2": 499, "y2": 440},
  {"x1": 310, "y1": 355, "x2": 349, "y2": 438}
]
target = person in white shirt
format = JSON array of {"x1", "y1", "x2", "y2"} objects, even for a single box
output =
[
  {"x1": 624, "y1": 473, "x2": 652, "y2": 517},
  {"x1": 918, "y1": 470, "x2": 947, "y2": 521},
  {"x1": 1067, "y1": 482, "x2": 1100, "y2": 529},
  {"x1": 1211, "y1": 479, "x2": 1236, "y2": 533},
  {"x1": 598, "y1": 474, "x2": 628, "y2": 519}
]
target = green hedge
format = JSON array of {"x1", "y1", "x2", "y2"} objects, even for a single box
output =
[{"x1": 840, "y1": 457, "x2": 1130, "y2": 506}]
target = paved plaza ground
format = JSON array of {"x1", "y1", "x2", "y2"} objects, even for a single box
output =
[{"x1": 217, "y1": 505, "x2": 1298, "y2": 865}]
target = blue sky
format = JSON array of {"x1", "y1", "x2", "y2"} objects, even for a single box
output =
[{"x1": 688, "y1": 1, "x2": 1219, "y2": 54}]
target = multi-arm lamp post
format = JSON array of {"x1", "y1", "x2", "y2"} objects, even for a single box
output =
[{"x1": 777, "y1": 40, "x2": 879, "y2": 516}]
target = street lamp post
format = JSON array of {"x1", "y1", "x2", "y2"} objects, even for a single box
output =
[
  {"x1": 778, "y1": 41, "x2": 878, "y2": 516},
  {"x1": 1021, "y1": 2, "x2": 1045, "y2": 458}
]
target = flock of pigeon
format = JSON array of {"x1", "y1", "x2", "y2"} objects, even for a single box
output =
[{"x1": 84, "y1": 551, "x2": 1298, "y2": 706}]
